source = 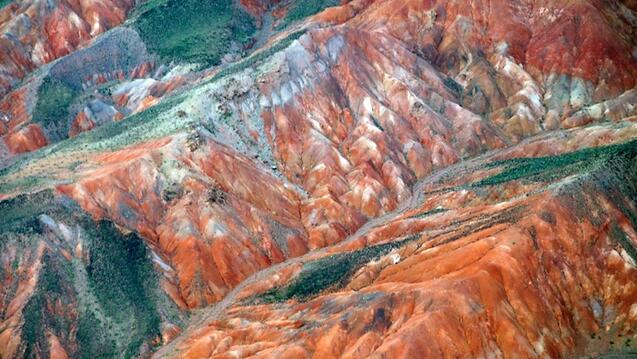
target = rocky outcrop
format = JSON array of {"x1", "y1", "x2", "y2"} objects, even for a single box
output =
[{"x1": 68, "y1": 100, "x2": 123, "y2": 138}]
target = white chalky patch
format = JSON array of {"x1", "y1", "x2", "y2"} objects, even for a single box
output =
[
  {"x1": 361, "y1": 186, "x2": 376, "y2": 204},
  {"x1": 152, "y1": 251, "x2": 173, "y2": 272},
  {"x1": 532, "y1": 336, "x2": 546, "y2": 356},
  {"x1": 58, "y1": 223, "x2": 74, "y2": 242},
  {"x1": 335, "y1": 150, "x2": 352, "y2": 171},
  {"x1": 69, "y1": 11, "x2": 84, "y2": 28},
  {"x1": 90, "y1": 14, "x2": 102, "y2": 36},
  {"x1": 32, "y1": 41, "x2": 47, "y2": 64},
  {"x1": 280, "y1": 82, "x2": 293, "y2": 103},
  {"x1": 630, "y1": 303, "x2": 637, "y2": 319},
  {"x1": 270, "y1": 92, "x2": 281, "y2": 107},
  {"x1": 363, "y1": 97, "x2": 373, "y2": 115},
  {"x1": 259, "y1": 95, "x2": 271, "y2": 108}
]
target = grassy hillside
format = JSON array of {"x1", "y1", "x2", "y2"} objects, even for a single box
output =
[
  {"x1": 131, "y1": 0, "x2": 255, "y2": 68},
  {"x1": 0, "y1": 27, "x2": 308, "y2": 196}
]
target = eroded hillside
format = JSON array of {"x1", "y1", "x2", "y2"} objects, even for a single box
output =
[{"x1": 0, "y1": 0, "x2": 636, "y2": 358}]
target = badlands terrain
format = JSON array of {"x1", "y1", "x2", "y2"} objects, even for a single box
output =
[{"x1": 0, "y1": 0, "x2": 637, "y2": 357}]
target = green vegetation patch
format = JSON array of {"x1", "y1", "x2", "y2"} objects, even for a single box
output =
[
  {"x1": 81, "y1": 221, "x2": 162, "y2": 357},
  {"x1": 409, "y1": 207, "x2": 447, "y2": 219},
  {"x1": 21, "y1": 253, "x2": 76, "y2": 358},
  {"x1": 132, "y1": 0, "x2": 256, "y2": 68},
  {"x1": 277, "y1": 0, "x2": 340, "y2": 29},
  {"x1": 443, "y1": 77, "x2": 463, "y2": 95},
  {"x1": 75, "y1": 308, "x2": 117, "y2": 358},
  {"x1": 32, "y1": 77, "x2": 78, "y2": 138},
  {"x1": 0, "y1": 190, "x2": 62, "y2": 234},
  {"x1": 254, "y1": 236, "x2": 417, "y2": 303},
  {"x1": 472, "y1": 139, "x2": 637, "y2": 187},
  {"x1": 588, "y1": 142, "x2": 637, "y2": 230}
]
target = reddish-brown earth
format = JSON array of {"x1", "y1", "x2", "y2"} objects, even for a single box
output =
[
  {"x1": 168, "y1": 157, "x2": 637, "y2": 359},
  {"x1": 0, "y1": 0, "x2": 637, "y2": 357},
  {"x1": 4, "y1": 124, "x2": 49, "y2": 154}
]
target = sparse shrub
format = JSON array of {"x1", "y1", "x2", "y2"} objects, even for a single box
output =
[
  {"x1": 161, "y1": 184, "x2": 183, "y2": 202},
  {"x1": 410, "y1": 207, "x2": 447, "y2": 219},
  {"x1": 207, "y1": 185, "x2": 227, "y2": 205},
  {"x1": 186, "y1": 131, "x2": 203, "y2": 152},
  {"x1": 443, "y1": 77, "x2": 463, "y2": 94},
  {"x1": 97, "y1": 85, "x2": 113, "y2": 97}
]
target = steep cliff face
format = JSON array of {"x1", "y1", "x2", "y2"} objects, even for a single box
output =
[{"x1": 1, "y1": 0, "x2": 637, "y2": 357}]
